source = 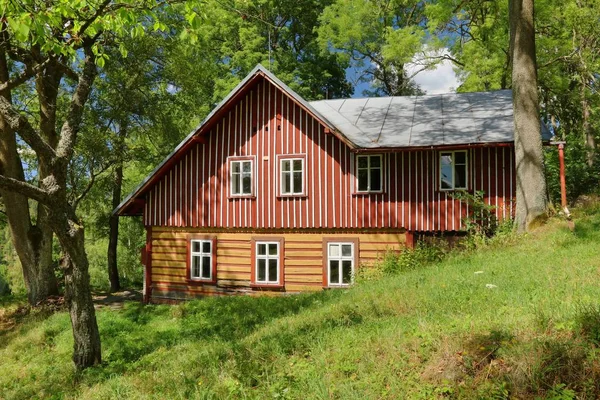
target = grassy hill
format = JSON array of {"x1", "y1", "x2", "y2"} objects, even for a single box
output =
[{"x1": 1, "y1": 205, "x2": 600, "y2": 399}]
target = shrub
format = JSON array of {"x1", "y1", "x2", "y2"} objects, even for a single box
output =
[
  {"x1": 361, "y1": 239, "x2": 449, "y2": 280},
  {"x1": 451, "y1": 190, "x2": 498, "y2": 237}
]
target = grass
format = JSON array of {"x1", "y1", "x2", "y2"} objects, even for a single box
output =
[{"x1": 1, "y1": 205, "x2": 600, "y2": 399}]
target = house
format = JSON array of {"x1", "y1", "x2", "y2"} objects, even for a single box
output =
[{"x1": 115, "y1": 64, "x2": 550, "y2": 303}]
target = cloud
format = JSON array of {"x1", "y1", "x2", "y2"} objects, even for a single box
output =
[{"x1": 406, "y1": 49, "x2": 460, "y2": 95}]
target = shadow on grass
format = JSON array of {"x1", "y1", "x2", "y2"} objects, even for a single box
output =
[
  {"x1": 89, "y1": 289, "x2": 345, "y2": 380},
  {"x1": 0, "y1": 295, "x2": 63, "y2": 349},
  {"x1": 571, "y1": 211, "x2": 600, "y2": 241}
]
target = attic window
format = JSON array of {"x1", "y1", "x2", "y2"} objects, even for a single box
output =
[{"x1": 439, "y1": 150, "x2": 468, "y2": 190}]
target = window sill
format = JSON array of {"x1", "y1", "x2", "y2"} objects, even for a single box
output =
[
  {"x1": 352, "y1": 191, "x2": 385, "y2": 196},
  {"x1": 277, "y1": 194, "x2": 308, "y2": 199},
  {"x1": 436, "y1": 188, "x2": 471, "y2": 194},
  {"x1": 186, "y1": 278, "x2": 217, "y2": 285},
  {"x1": 250, "y1": 283, "x2": 285, "y2": 290},
  {"x1": 228, "y1": 195, "x2": 256, "y2": 200},
  {"x1": 324, "y1": 285, "x2": 352, "y2": 289}
]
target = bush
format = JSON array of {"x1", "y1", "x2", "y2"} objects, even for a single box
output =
[
  {"x1": 360, "y1": 239, "x2": 449, "y2": 281},
  {"x1": 451, "y1": 190, "x2": 498, "y2": 237}
]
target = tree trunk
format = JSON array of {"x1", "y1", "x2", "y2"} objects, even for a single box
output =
[
  {"x1": 581, "y1": 77, "x2": 595, "y2": 167},
  {"x1": 53, "y1": 208, "x2": 101, "y2": 369},
  {"x1": 0, "y1": 51, "x2": 57, "y2": 304},
  {"x1": 509, "y1": 0, "x2": 547, "y2": 231},
  {"x1": 107, "y1": 163, "x2": 123, "y2": 293}
]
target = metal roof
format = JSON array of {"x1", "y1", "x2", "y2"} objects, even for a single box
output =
[{"x1": 310, "y1": 90, "x2": 522, "y2": 148}]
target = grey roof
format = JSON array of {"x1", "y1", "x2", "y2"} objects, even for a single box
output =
[{"x1": 310, "y1": 90, "x2": 551, "y2": 148}]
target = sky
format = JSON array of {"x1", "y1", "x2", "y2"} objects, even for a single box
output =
[
  {"x1": 350, "y1": 50, "x2": 460, "y2": 97},
  {"x1": 408, "y1": 57, "x2": 460, "y2": 95}
]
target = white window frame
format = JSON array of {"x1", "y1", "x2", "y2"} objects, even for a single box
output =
[
  {"x1": 439, "y1": 150, "x2": 468, "y2": 191},
  {"x1": 229, "y1": 158, "x2": 254, "y2": 196},
  {"x1": 327, "y1": 242, "x2": 355, "y2": 287},
  {"x1": 356, "y1": 154, "x2": 383, "y2": 193},
  {"x1": 255, "y1": 241, "x2": 280, "y2": 284},
  {"x1": 190, "y1": 239, "x2": 213, "y2": 281},
  {"x1": 279, "y1": 157, "x2": 305, "y2": 195}
]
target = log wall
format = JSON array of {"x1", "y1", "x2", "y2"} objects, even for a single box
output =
[{"x1": 148, "y1": 227, "x2": 406, "y2": 302}]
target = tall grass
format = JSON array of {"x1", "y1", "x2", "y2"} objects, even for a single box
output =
[{"x1": 1, "y1": 208, "x2": 600, "y2": 399}]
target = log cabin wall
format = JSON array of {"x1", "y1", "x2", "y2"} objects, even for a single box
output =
[
  {"x1": 148, "y1": 228, "x2": 405, "y2": 302},
  {"x1": 141, "y1": 77, "x2": 515, "y2": 233}
]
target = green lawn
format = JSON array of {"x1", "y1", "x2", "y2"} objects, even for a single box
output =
[{"x1": 1, "y1": 206, "x2": 600, "y2": 399}]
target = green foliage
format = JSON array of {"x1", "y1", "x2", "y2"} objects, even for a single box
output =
[
  {"x1": 318, "y1": 0, "x2": 429, "y2": 96},
  {"x1": 452, "y1": 190, "x2": 499, "y2": 237},
  {"x1": 357, "y1": 239, "x2": 448, "y2": 283},
  {"x1": 2, "y1": 208, "x2": 600, "y2": 398},
  {"x1": 545, "y1": 141, "x2": 600, "y2": 206}
]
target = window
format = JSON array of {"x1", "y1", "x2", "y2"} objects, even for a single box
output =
[
  {"x1": 253, "y1": 240, "x2": 282, "y2": 285},
  {"x1": 189, "y1": 239, "x2": 214, "y2": 281},
  {"x1": 326, "y1": 242, "x2": 355, "y2": 286},
  {"x1": 356, "y1": 154, "x2": 383, "y2": 192},
  {"x1": 280, "y1": 158, "x2": 304, "y2": 195},
  {"x1": 439, "y1": 150, "x2": 468, "y2": 190},
  {"x1": 230, "y1": 159, "x2": 253, "y2": 196}
]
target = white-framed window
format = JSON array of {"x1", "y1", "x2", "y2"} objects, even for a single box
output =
[
  {"x1": 190, "y1": 239, "x2": 213, "y2": 281},
  {"x1": 230, "y1": 159, "x2": 253, "y2": 196},
  {"x1": 327, "y1": 242, "x2": 354, "y2": 286},
  {"x1": 280, "y1": 158, "x2": 304, "y2": 195},
  {"x1": 356, "y1": 154, "x2": 383, "y2": 192},
  {"x1": 439, "y1": 150, "x2": 468, "y2": 190},
  {"x1": 255, "y1": 241, "x2": 280, "y2": 284}
]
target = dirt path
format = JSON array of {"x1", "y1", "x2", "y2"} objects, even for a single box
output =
[{"x1": 92, "y1": 289, "x2": 142, "y2": 310}]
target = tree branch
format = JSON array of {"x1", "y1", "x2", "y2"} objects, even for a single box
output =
[
  {"x1": 0, "y1": 174, "x2": 52, "y2": 206},
  {"x1": 72, "y1": 160, "x2": 112, "y2": 211},
  {"x1": 0, "y1": 93, "x2": 57, "y2": 164},
  {"x1": 56, "y1": 46, "x2": 97, "y2": 162},
  {"x1": 0, "y1": 59, "x2": 51, "y2": 93},
  {"x1": 78, "y1": 0, "x2": 113, "y2": 37}
]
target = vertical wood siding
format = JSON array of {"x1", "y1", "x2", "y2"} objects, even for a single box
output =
[{"x1": 143, "y1": 78, "x2": 515, "y2": 232}]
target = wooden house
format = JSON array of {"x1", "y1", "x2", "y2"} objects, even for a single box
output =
[{"x1": 115, "y1": 65, "x2": 550, "y2": 303}]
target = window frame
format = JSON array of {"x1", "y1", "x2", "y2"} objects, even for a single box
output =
[
  {"x1": 186, "y1": 236, "x2": 217, "y2": 284},
  {"x1": 277, "y1": 154, "x2": 307, "y2": 197},
  {"x1": 355, "y1": 154, "x2": 384, "y2": 194},
  {"x1": 250, "y1": 237, "x2": 285, "y2": 288},
  {"x1": 322, "y1": 237, "x2": 359, "y2": 288},
  {"x1": 228, "y1": 156, "x2": 256, "y2": 198},
  {"x1": 439, "y1": 150, "x2": 468, "y2": 191}
]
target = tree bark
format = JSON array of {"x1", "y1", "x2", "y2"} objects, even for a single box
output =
[
  {"x1": 509, "y1": 0, "x2": 548, "y2": 231},
  {"x1": 581, "y1": 77, "x2": 595, "y2": 167},
  {"x1": 0, "y1": 50, "x2": 57, "y2": 304},
  {"x1": 52, "y1": 208, "x2": 102, "y2": 369},
  {"x1": 107, "y1": 163, "x2": 123, "y2": 293}
]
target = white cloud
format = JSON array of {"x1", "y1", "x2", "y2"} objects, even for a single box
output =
[{"x1": 406, "y1": 49, "x2": 460, "y2": 95}]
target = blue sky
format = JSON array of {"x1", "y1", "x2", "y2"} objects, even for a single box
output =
[{"x1": 349, "y1": 52, "x2": 460, "y2": 97}]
